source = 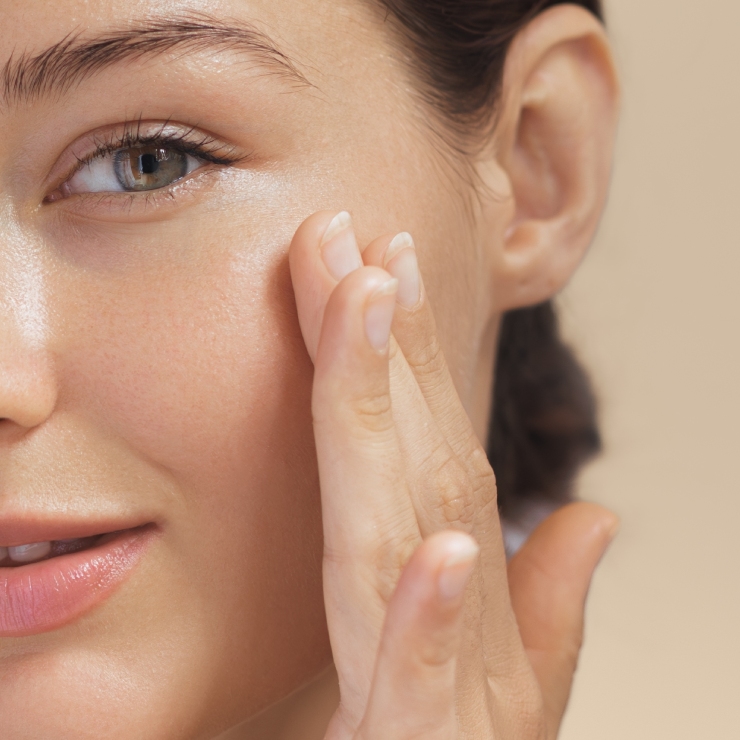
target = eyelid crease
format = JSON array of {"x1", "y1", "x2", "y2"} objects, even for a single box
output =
[{"x1": 76, "y1": 120, "x2": 248, "y2": 169}]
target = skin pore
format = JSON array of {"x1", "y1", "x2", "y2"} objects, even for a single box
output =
[{"x1": 0, "y1": 0, "x2": 618, "y2": 738}]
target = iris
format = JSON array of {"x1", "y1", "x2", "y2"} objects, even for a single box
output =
[{"x1": 113, "y1": 146, "x2": 189, "y2": 191}]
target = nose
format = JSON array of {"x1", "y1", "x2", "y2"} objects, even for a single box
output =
[
  {"x1": 0, "y1": 245, "x2": 57, "y2": 433},
  {"x1": 0, "y1": 344, "x2": 57, "y2": 430}
]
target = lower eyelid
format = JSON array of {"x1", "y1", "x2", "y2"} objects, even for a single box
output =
[{"x1": 47, "y1": 165, "x2": 228, "y2": 221}]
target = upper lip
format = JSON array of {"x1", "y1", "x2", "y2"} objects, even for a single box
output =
[{"x1": 0, "y1": 515, "x2": 156, "y2": 548}]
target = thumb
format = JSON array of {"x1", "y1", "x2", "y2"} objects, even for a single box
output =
[{"x1": 507, "y1": 501, "x2": 619, "y2": 737}]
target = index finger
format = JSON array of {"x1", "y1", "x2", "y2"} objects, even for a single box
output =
[{"x1": 289, "y1": 211, "x2": 423, "y2": 712}]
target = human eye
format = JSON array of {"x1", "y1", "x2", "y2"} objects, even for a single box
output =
[{"x1": 45, "y1": 122, "x2": 247, "y2": 203}]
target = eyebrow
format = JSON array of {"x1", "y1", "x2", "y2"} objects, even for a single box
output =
[{"x1": 1, "y1": 13, "x2": 311, "y2": 107}]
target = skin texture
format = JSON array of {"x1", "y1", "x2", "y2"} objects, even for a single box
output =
[{"x1": 0, "y1": 0, "x2": 619, "y2": 738}]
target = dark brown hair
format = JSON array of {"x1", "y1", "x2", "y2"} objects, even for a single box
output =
[{"x1": 376, "y1": 0, "x2": 603, "y2": 520}]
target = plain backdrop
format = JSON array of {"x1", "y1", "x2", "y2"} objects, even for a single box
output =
[{"x1": 556, "y1": 0, "x2": 740, "y2": 737}]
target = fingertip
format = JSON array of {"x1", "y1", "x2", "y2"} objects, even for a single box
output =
[
  {"x1": 323, "y1": 264, "x2": 397, "y2": 319},
  {"x1": 387, "y1": 532, "x2": 477, "y2": 613},
  {"x1": 526, "y1": 501, "x2": 619, "y2": 565},
  {"x1": 436, "y1": 532, "x2": 479, "y2": 602},
  {"x1": 289, "y1": 211, "x2": 348, "y2": 361},
  {"x1": 602, "y1": 508, "x2": 621, "y2": 543},
  {"x1": 364, "y1": 276, "x2": 398, "y2": 352},
  {"x1": 289, "y1": 210, "x2": 341, "y2": 259},
  {"x1": 312, "y1": 265, "x2": 398, "y2": 425},
  {"x1": 289, "y1": 208, "x2": 364, "y2": 284},
  {"x1": 508, "y1": 502, "x2": 621, "y2": 625},
  {"x1": 414, "y1": 530, "x2": 479, "y2": 572},
  {"x1": 508, "y1": 503, "x2": 619, "y2": 734},
  {"x1": 401, "y1": 531, "x2": 479, "y2": 606},
  {"x1": 569, "y1": 502, "x2": 621, "y2": 563},
  {"x1": 364, "y1": 533, "x2": 473, "y2": 731},
  {"x1": 361, "y1": 232, "x2": 398, "y2": 267},
  {"x1": 439, "y1": 530, "x2": 480, "y2": 563}
]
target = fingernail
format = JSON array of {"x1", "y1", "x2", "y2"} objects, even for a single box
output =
[
  {"x1": 383, "y1": 232, "x2": 420, "y2": 309},
  {"x1": 437, "y1": 535, "x2": 479, "y2": 601},
  {"x1": 365, "y1": 278, "x2": 398, "y2": 351},
  {"x1": 320, "y1": 211, "x2": 363, "y2": 281}
]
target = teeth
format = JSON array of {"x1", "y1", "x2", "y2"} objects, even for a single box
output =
[
  {"x1": 7, "y1": 542, "x2": 52, "y2": 564},
  {"x1": 0, "y1": 533, "x2": 114, "y2": 566}
]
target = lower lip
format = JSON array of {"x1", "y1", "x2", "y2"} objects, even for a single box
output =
[{"x1": 0, "y1": 526, "x2": 155, "y2": 638}]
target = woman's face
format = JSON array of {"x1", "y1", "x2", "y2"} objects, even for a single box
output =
[{"x1": 0, "y1": 0, "x2": 495, "y2": 736}]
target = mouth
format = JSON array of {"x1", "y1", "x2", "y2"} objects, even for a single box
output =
[
  {"x1": 0, "y1": 522, "x2": 158, "y2": 638},
  {"x1": 0, "y1": 529, "x2": 126, "y2": 567}
]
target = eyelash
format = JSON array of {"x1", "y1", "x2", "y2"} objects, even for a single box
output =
[
  {"x1": 47, "y1": 120, "x2": 249, "y2": 205},
  {"x1": 77, "y1": 124, "x2": 245, "y2": 171}
]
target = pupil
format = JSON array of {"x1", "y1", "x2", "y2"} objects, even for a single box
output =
[
  {"x1": 114, "y1": 146, "x2": 189, "y2": 192},
  {"x1": 139, "y1": 153, "x2": 158, "y2": 175}
]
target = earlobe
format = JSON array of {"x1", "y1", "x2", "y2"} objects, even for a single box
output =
[{"x1": 485, "y1": 5, "x2": 620, "y2": 312}]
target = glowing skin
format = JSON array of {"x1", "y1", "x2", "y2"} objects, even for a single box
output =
[{"x1": 0, "y1": 0, "x2": 619, "y2": 738}]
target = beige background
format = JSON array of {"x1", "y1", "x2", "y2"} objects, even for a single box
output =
[{"x1": 557, "y1": 0, "x2": 740, "y2": 737}]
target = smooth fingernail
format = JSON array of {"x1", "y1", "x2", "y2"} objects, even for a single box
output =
[
  {"x1": 384, "y1": 232, "x2": 420, "y2": 309},
  {"x1": 437, "y1": 535, "x2": 479, "y2": 601},
  {"x1": 365, "y1": 278, "x2": 398, "y2": 351},
  {"x1": 321, "y1": 211, "x2": 363, "y2": 281}
]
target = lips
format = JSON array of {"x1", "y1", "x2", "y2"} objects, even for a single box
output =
[
  {"x1": 0, "y1": 534, "x2": 111, "y2": 566},
  {"x1": 0, "y1": 523, "x2": 157, "y2": 637}
]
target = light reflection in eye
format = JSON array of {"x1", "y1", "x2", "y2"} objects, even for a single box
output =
[{"x1": 65, "y1": 145, "x2": 203, "y2": 195}]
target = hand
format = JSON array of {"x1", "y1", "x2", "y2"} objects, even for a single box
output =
[{"x1": 289, "y1": 211, "x2": 618, "y2": 739}]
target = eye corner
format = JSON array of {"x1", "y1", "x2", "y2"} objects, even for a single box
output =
[
  {"x1": 42, "y1": 121, "x2": 250, "y2": 206},
  {"x1": 43, "y1": 185, "x2": 68, "y2": 205}
]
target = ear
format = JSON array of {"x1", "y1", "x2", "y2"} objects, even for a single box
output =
[{"x1": 481, "y1": 5, "x2": 620, "y2": 312}]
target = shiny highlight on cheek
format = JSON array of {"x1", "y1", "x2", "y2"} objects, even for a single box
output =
[{"x1": 0, "y1": 202, "x2": 49, "y2": 349}]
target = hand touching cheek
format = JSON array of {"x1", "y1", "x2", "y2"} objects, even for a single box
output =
[{"x1": 289, "y1": 211, "x2": 618, "y2": 739}]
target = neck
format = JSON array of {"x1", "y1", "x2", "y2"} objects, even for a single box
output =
[{"x1": 216, "y1": 665, "x2": 340, "y2": 740}]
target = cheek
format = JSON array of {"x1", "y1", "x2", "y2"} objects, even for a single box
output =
[
  {"x1": 58, "y1": 245, "x2": 310, "y2": 491},
  {"x1": 50, "y1": 239, "x2": 329, "y2": 715}
]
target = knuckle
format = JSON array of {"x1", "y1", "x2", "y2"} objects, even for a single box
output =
[
  {"x1": 469, "y1": 444, "x2": 497, "y2": 487},
  {"x1": 370, "y1": 525, "x2": 420, "y2": 605},
  {"x1": 345, "y1": 388, "x2": 394, "y2": 435},
  {"x1": 468, "y1": 451, "x2": 498, "y2": 513},
  {"x1": 417, "y1": 442, "x2": 500, "y2": 531},
  {"x1": 417, "y1": 630, "x2": 458, "y2": 669},
  {"x1": 322, "y1": 542, "x2": 354, "y2": 572},
  {"x1": 324, "y1": 524, "x2": 422, "y2": 610},
  {"x1": 424, "y1": 452, "x2": 477, "y2": 528},
  {"x1": 406, "y1": 331, "x2": 445, "y2": 379},
  {"x1": 314, "y1": 385, "x2": 394, "y2": 439}
]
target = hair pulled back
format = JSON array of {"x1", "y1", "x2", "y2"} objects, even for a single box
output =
[{"x1": 375, "y1": 0, "x2": 603, "y2": 520}]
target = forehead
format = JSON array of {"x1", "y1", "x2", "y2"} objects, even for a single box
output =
[
  {"x1": 0, "y1": 0, "x2": 387, "y2": 85},
  {"x1": 1, "y1": 0, "x2": 318, "y2": 40},
  {"x1": 0, "y1": 0, "x2": 410, "y2": 157}
]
